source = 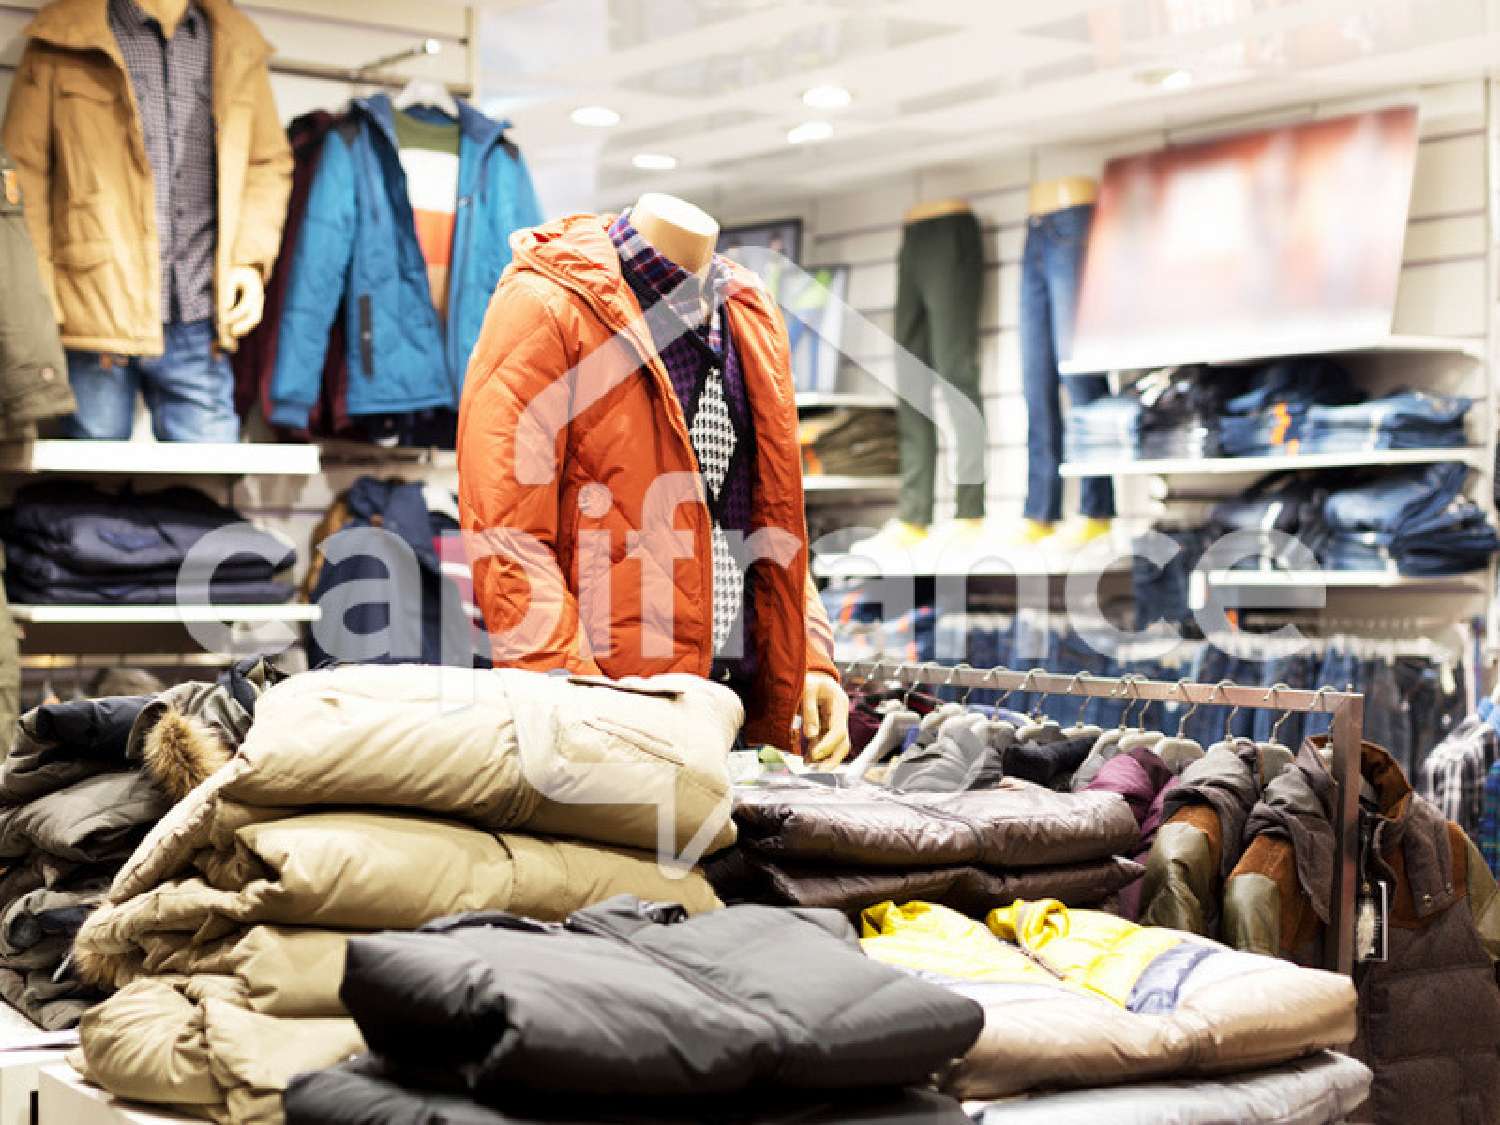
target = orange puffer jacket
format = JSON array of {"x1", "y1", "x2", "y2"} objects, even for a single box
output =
[{"x1": 457, "y1": 213, "x2": 836, "y2": 750}]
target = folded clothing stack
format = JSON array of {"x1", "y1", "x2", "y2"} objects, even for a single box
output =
[
  {"x1": 1301, "y1": 389, "x2": 1471, "y2": 453},
  {"x1": 0, "y1": 481, "x2": 297, "y2": 605},
  {"x1": 0, "y1": 659, "x2": 277, "y2": 1028},
  {"x1": 1063, "y1": 392, "x2": 1141, "y2": 464},
  {"x1": 1218, "y1": 358, "x2": 1361, "y2": 456},
  {"x1": 706, "y1": 776, "x2": 1142, "y2": 918},
  {"x1": 1321, "y1": 461, "x2": 1500, "y2": 575},
  {"x1": 1208, "y1": 472, "x2": 1332, "y2": 570},
  {"x1": 72, "y1": 667, "x2": 743, "y2": 1124},
  {"x1": 800, "y1": 407, "x2": 900, "y2": 478},
  {"x1": 284, "y1": 896, "x2": 982, "y2": 1124},
  {"x1": 1066, "y1": 366, "x2": 1243, "y2": 464},
  {"x1": 861, "y1": 898, "x2": 1360, "y2": 1104}
]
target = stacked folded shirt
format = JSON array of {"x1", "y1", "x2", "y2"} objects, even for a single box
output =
[
  {"x1": 284, "y1": 897, "x2": 982, "y2": 1124},
  {"x1": 72, "y1": 667, "x2": 743, "y2": 1123},
  {"x1": 1064, "y1": 392, "x2": 1141, "y2": 464},
  {"x1": 0, "y1": 660, "x2": 277, "y2": 1028},
  {"x1": 0, "y1": 481, "x2": 297, "y2": 605},
  {"x1": 1218, "y1": 358, "x2": 1361, "y2": 456},
  {"x1": 799, "y1": 407, "x2": 900, "y2": 477},
  {"x1": 1066, "y1": 366, "x2": 1239, "y2": 464},
  {"x1": 707, "y1": 776, "x2": 1142, "y2": 918},
  {"x1": 1321, "y1": 461, "x2": 1500, "y2": 575}
]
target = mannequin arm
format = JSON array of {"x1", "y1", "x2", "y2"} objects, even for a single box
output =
[
  {"x1": 221, "y1": 266, "x2": 265, "y2": 340},
  {"x1": 458, "y1": 277, "x2": 601, "y2": 675},
  {"x1": 1, "y1": 45, "x2": 57, "y2": 318}
]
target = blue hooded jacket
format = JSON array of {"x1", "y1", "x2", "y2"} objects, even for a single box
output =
[{"x1": 269, "y1": 94, "x2": 542, "y2": 428}]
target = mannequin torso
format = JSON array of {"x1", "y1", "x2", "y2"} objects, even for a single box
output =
[
  {"x1": 1028, "y1": 176, "x2": 1098, "y2": 216},
  {"x1": 131, "y1": 0, "x2": 192, "y2": 39},
  {"x1": 629, "y1": 192, "x2": 718, "y2": 275}
]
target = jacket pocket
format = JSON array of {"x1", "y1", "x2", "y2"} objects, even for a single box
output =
[
  {"x1": 357, "y1": 295, "x2": 374, "y2": 378},
  {"x1": 55, "y1": 68, "x2": 114, "y2": 197}
]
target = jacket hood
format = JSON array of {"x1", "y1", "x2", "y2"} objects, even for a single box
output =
[
  {"x1": 353, "y1": 93, "x2": 512, "y2": 150},
  {"x1": 26, "y1": 0, "x2": 272, "y2": 59},
  {"x1": 509, "y1": 212, "x2": 774, "y2": 337}
]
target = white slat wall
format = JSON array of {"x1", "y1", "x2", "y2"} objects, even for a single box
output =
[{"x1": 742, "y1": 80, "x2": 1493, "y2": 528}]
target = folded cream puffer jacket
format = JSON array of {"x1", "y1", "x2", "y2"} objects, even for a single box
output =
[
  {"x1": 861, "y1": 899, "x2": 1358, "y2": 1100},
  {"x1": 72, "y1": 666, "x2": 741, "y2": 1124}
]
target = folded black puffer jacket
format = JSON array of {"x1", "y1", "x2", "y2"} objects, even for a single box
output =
[
  {"x1": 732, "y1": 778, "x2": 1139, "y2": 868},
  {"x1": 286, "y1": 1055, "x2": 972, "y2": 1124},
  {"x1": 707, "y1": 849, "x2": 1143, "y2": 918},
  {"x1": 321, "y1": 895, "x2": 982, "y2": 1113}
]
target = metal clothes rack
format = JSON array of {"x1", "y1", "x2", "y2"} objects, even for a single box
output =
[{"x1": 838, "y1": 658, "x2": 1366, "y2": 976}]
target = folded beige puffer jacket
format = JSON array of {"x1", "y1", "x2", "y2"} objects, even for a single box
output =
[{"x1": 71, "y1": 665, "x2": 740, "y2": 1123}]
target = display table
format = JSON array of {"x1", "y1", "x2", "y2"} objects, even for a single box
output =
[{"x1": 37, "y1": 1064, "x2": 195, "y2": 1124}]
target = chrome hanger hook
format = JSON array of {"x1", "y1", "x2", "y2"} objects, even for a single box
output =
[{"x1": 1174, "y1": 679, "x2": 1201, "y2": 737}]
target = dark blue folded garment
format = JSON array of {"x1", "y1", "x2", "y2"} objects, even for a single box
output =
[
  {"x1": 0, "y1": 480, "x2": 297, "y2": 577},
  {"x1": 6, "y1": 576, "x2": 294, "y2": 606}
]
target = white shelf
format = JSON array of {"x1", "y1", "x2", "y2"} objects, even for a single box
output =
[
  {"x1": 0, "y1": 440, "x2": 320, "y2": 476},
  {"x1": 1060, "y1": 333, "x2": 1486, "y2": 374},
  {"x1": 795, "y1": 392, "x2": 895, "y2": 410},
  {"x1": 803, "y1": 475, "x2": 900, "y2": 493},
  {"x1": 813, "y1": 549, "x2": 1130, "y2": 580},
  {"x1": 1202, "y1": 570, "x2": 1487, "y2": 592},
  {"x1": 318, "y1": 441, "x2": 456, "y2": 470},
  {"x1": 11, "y1": 604, "x2": 320, "y2": 625},
  {"x1": 1060, "y1": 447, "x2": 1485, "y2": 479}
]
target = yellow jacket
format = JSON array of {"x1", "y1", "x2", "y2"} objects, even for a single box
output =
[{"x1": 1, "y1": 0, "x2": 292, "y2": 355}]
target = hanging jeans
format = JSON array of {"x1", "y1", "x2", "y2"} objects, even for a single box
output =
[
  {"x1": 893, "y1": 211, "x2": 986, "y2": 526},
  {"x1": 1020, "y1": 203, "x2": 1113, "y2": 523},
  {"x1": 65, "y1": 319, "x2": 240, "y2": 442}
]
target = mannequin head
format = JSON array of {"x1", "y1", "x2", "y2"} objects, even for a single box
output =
[{"x1": 629, "y1": 193, "x2": 719, "y2": 274}]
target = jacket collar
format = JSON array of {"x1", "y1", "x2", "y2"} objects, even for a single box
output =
[
  {"x1": 355, "y1": 93, "x2": 511, "y2": 152},
  {"x1": 26, "y1": 0, "x2": 270, "y2": 61}
]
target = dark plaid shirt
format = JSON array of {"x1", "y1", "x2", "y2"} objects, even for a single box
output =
[
  {"x1": 110, "y1": 0, "x2": 217, "y2": 326},
  {"x1": 609, "y1": 211, "x2": 757, "y2": 679}
]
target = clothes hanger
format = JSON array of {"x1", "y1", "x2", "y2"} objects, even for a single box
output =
[
  {"x1": 1090, "y1": 674, "x2": 1142, "y2": 761},
  {"x1": 1254, "y1": 682, "x2": 1296, "y2": 784},
  {"x1": 1060, "y1": 671, "x2": 1103, "y2": 741},
  {"x1": 1204, "y1": 679, "x2": 1248, "y2": 755},
  {"x1": 1154, "y1": 679, "x2": 1206, "y2": 774},
  {"x1": 393, "y1": 77, "x2": 459, "y2": 118},
  {"x1": 1016, "y1": 669, "x2": 1063, "y2": 742}
]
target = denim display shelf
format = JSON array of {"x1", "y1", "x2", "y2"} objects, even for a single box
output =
[
  {"x1": 1058, "y1": 332, "x2": 1486, "y2": 375},
  {"x1": 795, "y1": 392, "x2": 896, "y2": 410},
  {"x1": 1059, "y1": 446, "x2": 1487, "y2": 479},
  {"x1": 840, "y1": 657, "x2": 1366, "y2": 976}
]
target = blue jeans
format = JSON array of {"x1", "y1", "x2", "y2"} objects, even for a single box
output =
[
  {"x1": 65, "y1": 320, "x2": 240, "y2": 442},
  {"x1": 1021, "y1": 204, "x2": 1113, "y2": 522}
]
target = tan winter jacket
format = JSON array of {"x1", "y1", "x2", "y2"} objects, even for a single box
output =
[
  {"x1": 1, "y1": 0, "x2": 292, "y2": 354},
  {"x1": 71, "y1": 666, "x2": 739, "y2": 1123}
]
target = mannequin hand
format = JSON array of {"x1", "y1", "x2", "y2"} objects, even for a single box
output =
[
  {"x1": 801, "y1": 672, "x2": 851, "y2": 769},
  {"x1": 222, "y1": 267, "x2": 265, "y2": 340}
]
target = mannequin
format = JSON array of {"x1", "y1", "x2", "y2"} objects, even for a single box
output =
[
  {"x1": 1, "y1": 0, "x2": 291, "y2": 442},
  {"x1": 854, "y1": 193, "x2": 987, "y2": 555},
  {"x1": 1012, "y1": 175, "x2": 1114, "y2": 549},
  {"x1": 630, "y1": 192, "x2": 718, "y2": 275}
]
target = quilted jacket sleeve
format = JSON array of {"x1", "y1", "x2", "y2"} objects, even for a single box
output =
[
  {"x1": 269, "y1": 130, "x2": 354, "y2": 429},
  {"x1": 1139, "y1": 804, "x2": 1223, "y2": 936},
  {"x1": 457, "y1": 276, "x2": 601, "y2": 675},
  {"x1": 804, "y1": 572, "x2": 838, "y2": 679}
]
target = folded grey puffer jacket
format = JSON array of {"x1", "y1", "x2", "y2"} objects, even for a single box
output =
[
  {"x1": 731, "y1": 778, "x2": 1139, "y2": 868},
  {"x1": 331, "y1": 896, "x2": 983, "y2": 1106},
  {"x1": 969, "y1": 1050, "x2": 1372, "y2": 1124}
]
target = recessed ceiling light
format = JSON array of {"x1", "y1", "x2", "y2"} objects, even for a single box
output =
[
  {"x1": 802, "y1": 84, "x2": 852, "y2": 110},
  {"x1": 632, "y1": 152, "x2": 678, "y2": 171},
  {"x1": 422, "y1": 38, "x2": 442, "y2": 56},
  {"x1": 787, "y1": 120, "x2": 834, "y2": 145},
  {"x1": 570, "y1": 105, "x2": 621, "y2": 128}
]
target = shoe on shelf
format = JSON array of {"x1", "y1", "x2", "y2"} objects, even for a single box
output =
[
  {"x1": 848, "y1": 518, "x2": 929, "y2": 556},
  {"x1": 1043, "y1": 517, "x2": 1114, "y2": 552}
]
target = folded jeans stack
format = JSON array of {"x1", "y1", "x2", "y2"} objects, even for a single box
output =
[
  {"x1": 1063, "y1": 393, "x2": 1141, "y2": 465},
  {"x1": 1134, "y1": 365, "x2": 1232, "y2": 461},
  {"x1": 0, "y1": 481, "x2": 297, "y2": 605},
  {"x1": 1299, "y1": 389, "x2": 1470, "y2": 453},
  {"x1": 284, "y1": 896, "x2": 983, "y2": 1124},
  {"x1": 1320, "y1": 462, "x2": 1500, "y2": 575},
  {"x1": 71, "y1": 667, "x2": 742, "y2": 1124},
  {"x1": 706, "y1": 776, "x2": 1142, "y2": 918},
  {"x1": 1218, "y1": 358, "x2": 1361, "y2": 457}
]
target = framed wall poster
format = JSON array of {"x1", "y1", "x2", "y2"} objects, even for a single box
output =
[
  {"x1": 780, "y1": 264, "x2": 850, "y2": 394},
  {"x1": 717, "y1": 218, "x2": 804, "y2": 268}
]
